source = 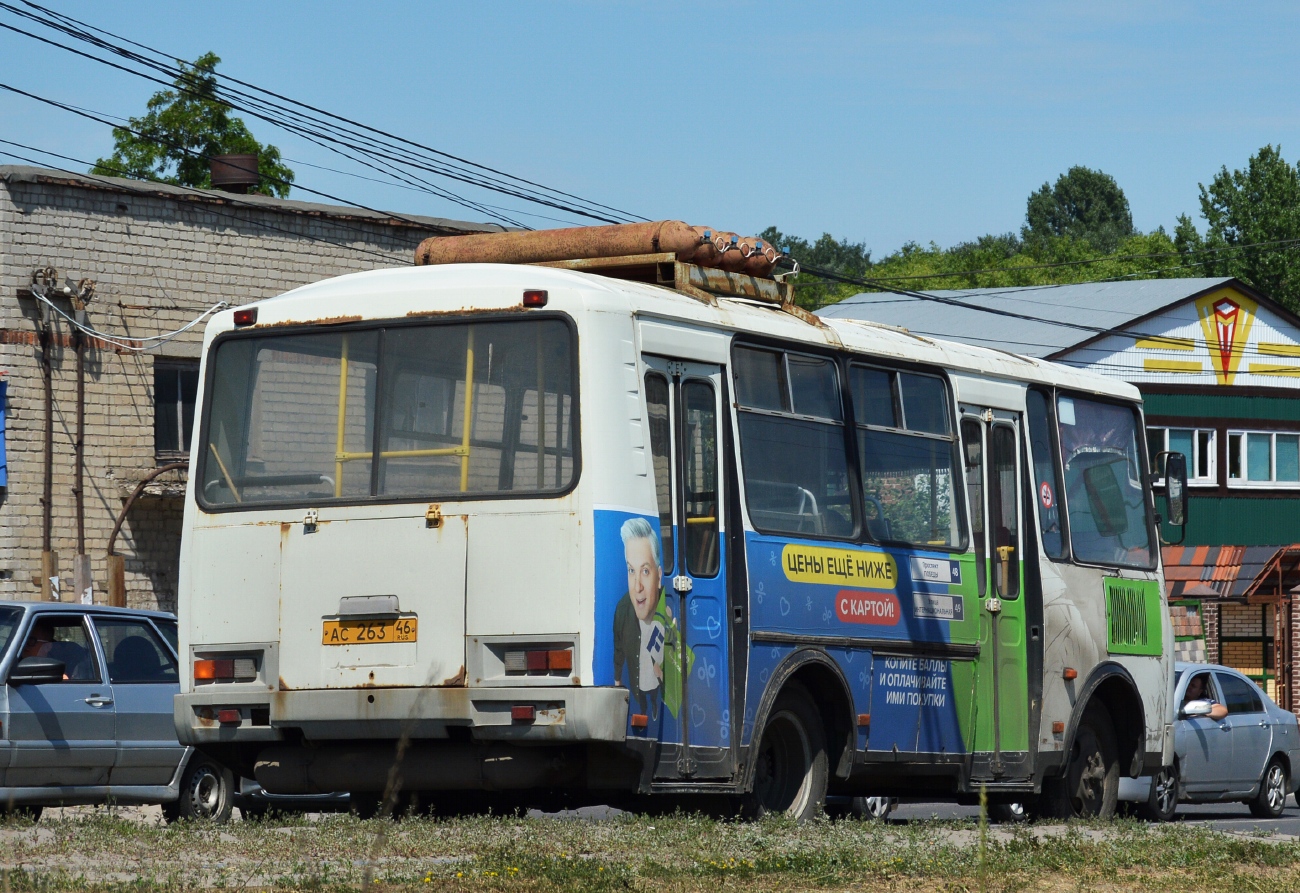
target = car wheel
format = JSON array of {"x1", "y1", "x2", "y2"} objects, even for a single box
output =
[
  {"x1": 989, "y1": 801, "x2": 1027, "y2": 823},
  {"x1": 1037, "y1": 704, "x2": 1119, "y2": 819},
  {"x1": 164, "y1": 756, "x2": 234, "y2": 823},
  {"x1": 1248, "y1": 758, "x2": 1288, "y2": 819},
  {"x1": 742, "y1": 683, "x2": 828, "y2": 822},
  {"x1": 1138, "y1": 764, "x2": 1178, "y2": 822},
  {"x1": 849, "y1": 796, "x2": 897, "y2": 820}
]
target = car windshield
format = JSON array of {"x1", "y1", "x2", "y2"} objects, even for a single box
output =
[{"x1": 0, "y1": 605, "x2": 20, "y2": 657}]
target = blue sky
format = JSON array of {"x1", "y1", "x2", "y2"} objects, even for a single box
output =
[{"x1": 2, "y1": 1, "x2": 1298, "y2": 256}]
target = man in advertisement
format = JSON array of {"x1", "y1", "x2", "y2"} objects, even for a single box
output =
[{"x1": 612, "y1": 517, "x2": 690, "y2": 720}]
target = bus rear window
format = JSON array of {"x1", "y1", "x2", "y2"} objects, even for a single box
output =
[
  {"x1": 199, "y1": 318, "x2": 576, "y2": 508},
  {"x1": 1056, "y1": 395, "x2": 1154, "y2": 569}
]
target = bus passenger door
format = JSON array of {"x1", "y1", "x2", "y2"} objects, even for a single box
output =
[
  {"x1": 961, "y1": 408, "x2": 1031, "y2": 780},
  {"x1": 642, "y1": 356, "x2": 733, "y2": 781}
]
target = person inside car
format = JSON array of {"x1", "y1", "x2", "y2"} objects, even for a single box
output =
[
  {"x1": 20, "y1": 619, "x2": 93, "y2": 681},
  {"x1": 1182, "y1": 672, "x2": 1228, "y2": 721}
]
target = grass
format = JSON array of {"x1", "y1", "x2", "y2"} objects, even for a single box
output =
[{"x1": 1, "y1": 809, "x2": 1300, "y2": 892}]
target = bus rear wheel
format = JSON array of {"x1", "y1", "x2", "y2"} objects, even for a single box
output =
[
  {"x1": 1038, "y1": 704, "x2": 1118, "y2": 819},
  {"x1": 743, "y1": 683, "x2": 827, "y2": 822}
]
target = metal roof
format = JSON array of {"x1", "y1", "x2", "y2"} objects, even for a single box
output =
[
  {"x1": 817, "y1": 278, "x2": 1238, "y2": 359},
  {"x1": 1162, "y1": 544, "x2": 1283, "y2": 600}
]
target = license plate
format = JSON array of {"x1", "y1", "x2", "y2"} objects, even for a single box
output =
[{"x1": 322, "y1": 617, "x2": 417, "y2": 645}]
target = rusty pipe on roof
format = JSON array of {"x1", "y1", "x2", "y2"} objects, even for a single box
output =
[
  {"x1": 739, "y1": 236, "x2": 780, "y2": 278},
  {"x1": 711, "y1": 232, "x2": 747, "y2": 272},
  {"x1": 415, "y1": 220, "x2": 705, "y2": 267}
]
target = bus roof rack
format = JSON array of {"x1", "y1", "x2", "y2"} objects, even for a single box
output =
[{"x1": 534, "y1": 252, "x2": 795, "y2": 306}]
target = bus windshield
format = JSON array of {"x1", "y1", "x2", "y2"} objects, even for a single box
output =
[
  {"x1": 199, "y1": 318, "x2": 576, "y2": 508},
  {"x1": 1057, "y1": 395, "x2": 1155, "y2": 569}
]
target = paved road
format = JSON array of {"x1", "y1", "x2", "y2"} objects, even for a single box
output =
[{"x1": 889, "y1": 799, "x2": 1300, "y2": 835}]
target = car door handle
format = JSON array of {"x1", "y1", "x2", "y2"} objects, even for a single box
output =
[
  {"x1": 1260, "y1": 720, "x2": 1270, "y2": 727},
  {"x1": 83, "y1": 696, "x2": 113, "y2": 708},
  {"x1": 1218, "y1": 723, "x2": 1230, "y2": 731}
]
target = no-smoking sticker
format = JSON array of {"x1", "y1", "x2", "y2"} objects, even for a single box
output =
[{"x1": 1040, "y1": 481, "x2": 1054, "y2": 509}]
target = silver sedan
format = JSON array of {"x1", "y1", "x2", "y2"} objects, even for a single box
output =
[{"x1": 1120, "y1": 662, "x2": 1300, "y2": 820}]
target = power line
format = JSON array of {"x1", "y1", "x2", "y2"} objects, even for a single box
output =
[
  {"x1": 0, "y1": 80, "x2": 520, "y2": 233},
  {"x1": 21, "y1": 0, "x2": 646, "y2": 224},
  {"x1": 0, "y1": 1, "x2": 644, "y2": 226}
]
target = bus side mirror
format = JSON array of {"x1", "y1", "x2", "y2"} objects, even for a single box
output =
[{"x1": 1157, "y1": 450, "x2": 1188, "y2": 539}]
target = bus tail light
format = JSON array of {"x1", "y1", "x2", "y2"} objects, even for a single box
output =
[
  {"x1": 233, "y1": 307, "x2": 257, "y2": 326},
  {"x1": 194, "y1": 656, "x2": 258, "y2": 683},
  {"x1": 217, "y1": 708, "x2": 242, "y2": 724},
  {"x1": 522, "y1": 289, "x2": 548, "y2": 308},
  {"x1": 511, "y1": 705, "x2": 536, "y2": 722},
  {"x1": 503, "y1": 646, "x2": 573, "y2": 676}
]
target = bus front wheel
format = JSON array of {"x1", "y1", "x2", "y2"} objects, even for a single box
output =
[
  {"x1": 1038, "y1": 704, "x2": 1119, "y2": 819},
  {"x1": 743, "y1": 682, "x2": 828, "y2": 822}
]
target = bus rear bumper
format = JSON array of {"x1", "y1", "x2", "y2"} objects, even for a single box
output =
[{"x1": 176, "y1": 685, "x2": 630, "y2": 745}]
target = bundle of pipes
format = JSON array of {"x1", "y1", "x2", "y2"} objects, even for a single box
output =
[{"x1": 414, "y1": 220, "x2": 783, "y2": 279}]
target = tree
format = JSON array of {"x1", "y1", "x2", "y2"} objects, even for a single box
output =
[
  {"x1": 1022, "y1": 165, "x2": 1134, "y2": 252},
  {"x1": 1179, "y1": 145, "x2": 1300, "y2": 310},
  {"x1": 92, "y1": 52, "x2": 293, "y2": 197}
]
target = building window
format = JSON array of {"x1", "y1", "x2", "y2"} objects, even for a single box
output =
[
  {"x1": 155, "y1": 361, "x2": 199, "y2": 458},
  {"x1": 1147, "y1": 427, "x2": 1215, "y2": 486},
  {"x1": 1226, "y1": 430, "x2": 1300, "y2": 487}
]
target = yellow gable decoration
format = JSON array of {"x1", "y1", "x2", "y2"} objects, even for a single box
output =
[{"x1": 1196, "y1": 290, "x2": 1257, "y2": 385}]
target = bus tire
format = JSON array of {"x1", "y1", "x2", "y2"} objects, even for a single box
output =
[
  {"x1": 1038, "y1": 703, "x2": 1119, "y2": 819},
  {"x1": 743, "y1": 682, "x2": 827, "y2": 822},
  {"x1": 1139, "y1": 763, "x2": 1178, "y2": 822},
  {"x1": 1247, "y1": 758, "x2": 1287, "y2": 819}
]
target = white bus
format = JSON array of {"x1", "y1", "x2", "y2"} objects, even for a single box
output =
[{"x1": 175, "y1": 246, "x2": 1181, "y2": 819}]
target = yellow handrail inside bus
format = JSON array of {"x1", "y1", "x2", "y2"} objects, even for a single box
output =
[
  {"x1": 460, "y1": 327, "x2": 475, "y2": 492},
  {"x1": 334, "y1": 334, "x2": 350, "y2": 498},
  {"x1": 208, "y1": 443, "x2": 242, "y2": 504},
  {"x1": 329, "y1": 328, "x2": 478, "y2": 491}
]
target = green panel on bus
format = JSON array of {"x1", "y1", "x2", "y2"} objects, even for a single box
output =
[{"x1": 1103, "y1": 578, "x2": 1163, "y2": 656}]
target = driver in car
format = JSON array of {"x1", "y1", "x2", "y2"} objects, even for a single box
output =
[{"x1": 1182, "y1": 673, "x2": 1228, "y2": 721}]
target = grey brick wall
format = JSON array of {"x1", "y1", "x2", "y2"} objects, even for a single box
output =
[{"x1": 0, "y1": 166, "x2": 495, "y2": 612}]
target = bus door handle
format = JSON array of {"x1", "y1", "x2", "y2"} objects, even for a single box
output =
[{"x1": 673, "y1": 575, "x2": 694, "y2": 594}]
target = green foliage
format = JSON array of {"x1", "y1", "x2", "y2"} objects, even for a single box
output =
[
  {"x1": 91, "y1": 52, "x2": 293, "y2": 198},
  {"x1": 1023, "y1": 165, "x2": 1135, "y2": 252},
  {"x1": 1178, "y1": 144, "x2": 1300, "y2": 310}
]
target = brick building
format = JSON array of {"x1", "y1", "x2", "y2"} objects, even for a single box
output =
[{"x1": 0, "y1": 165, "x2": 496, "y2": 611}]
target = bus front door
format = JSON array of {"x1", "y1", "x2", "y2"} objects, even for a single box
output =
[
  {"x1": 961, "y1": 408, "x2": 1031, "y2": 780},
  {"x1": 642, "y1": 356, "x2": 734, "y2": 781}
]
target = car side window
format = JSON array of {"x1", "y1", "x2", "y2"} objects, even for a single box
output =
[
  {"x1": 1180, "y1": 671, "x2": 1217, "y2": 709},
  {"x1": 93, "y1": 619, "x2": 179, "y2": 684},
  {"x1": 17, "y1": 614, "x2": 99, "y2": 683},
  {"x1": 153, "y1": 619, "x2": 179, "y2": 657},
  {"x1": 1215, "y1": 672, "x2": 1264, "y2": 715}
]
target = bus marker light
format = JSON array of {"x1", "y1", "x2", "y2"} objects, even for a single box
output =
[
  {"x1": 194, "y1": 659, "x2": 234, "y2": 681},
  {"x1": 511, "y1": 705, "x2": 536, "y2": 722},
  {"x1": 857, "y1": 713, "x2": 871, "y2": 727},
  {"x1": 217, "y1": 709, "x2": 242, "y2": 724},
  {"x1": 522, "y1": 289, "x2": 548, "y2": 308},
  {"x1": 1052, "y1": 722, "x2": 1065, "y2": 734},
  {"x1": 630, "y1": 714, "x2": 648, "y2": 729},
  {"x1": 233, "y1": 307, "x2": 257, "y2": 326},
  {"x1": 1062, "y1": 668, "x2": 1078, "y2": 680}
]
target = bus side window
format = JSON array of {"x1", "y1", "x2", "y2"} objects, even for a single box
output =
[
  {"x1": 734, "y1": 346, "x2": 853, "y2": 539},
  {"x1": 961, "y1": 418, "x2": 987, "y2": 598},
  {"x1": 1026, "y1": 389, "x2": 1066, "y2": 559},
  {"x1": 644, "y1": 372, "x2": 675, "y2": 574}
]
